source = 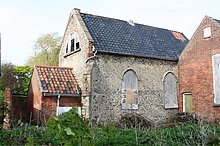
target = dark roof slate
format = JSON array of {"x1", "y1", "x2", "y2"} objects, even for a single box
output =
[
  {"x1": 214, "y1": 18, "x2": 220, "y2": 25},
  {"x1": 35, "y1": 65, "x2": 81, "y2": 95},
  {"x1": 81, "y1": 13, "x2": 188, "y2": 60}
]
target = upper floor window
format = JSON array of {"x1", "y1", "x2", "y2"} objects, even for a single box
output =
[
  {"x1": 163, "y1": 72, "x2": 178, "y2": 109},
  {"x1": 66, "y1": 32, "x2": 80, "y2": 53},
  {"x1": 203, "y1": 27, "x2": 211, "y2": 38},
  {"x1": 121, "y1": 69, "x2": 138, "y2": 110}
]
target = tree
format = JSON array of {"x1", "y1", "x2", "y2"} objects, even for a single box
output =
[
  {"x1": 0, "y1": 63, "x2": 32, "y2": 94},
  {"x1": 26, "y1": 33, "x2": 62, "y2": 66},
  {"x1": 14, "y1": 65, "x2": 32, "y2": 94},
  {"x1": 0, "y1": 63, "x2": 17, "y2": 90}
]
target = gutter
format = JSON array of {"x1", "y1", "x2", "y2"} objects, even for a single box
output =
[
  {"x1": 86, "y1": 50, "x2": 97, "y2": 63},
  {"x1": 96, "y1": 50, "x2": 179, "y2": 62},
  {"x1": 43, "y1": 93, "x2": 80, "y2": 97}
]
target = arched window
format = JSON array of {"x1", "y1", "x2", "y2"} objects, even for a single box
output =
[
  {"x1": 121, "y1": 69, "x2": 138, "y2": 109},
  {"x1": 66, "y1": 32, "x2": 80, "y2": 53},
  {"x1": 163, "y1": 72, "x2": 178, "y2": 109}
]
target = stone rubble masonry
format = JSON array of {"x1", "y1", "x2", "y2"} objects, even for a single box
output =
[
  {"x1": 59, "y1": 8, "x2": 179, "y2": 124},
  {"x1": 59, "y1": 9, "x2": 93, "y2": 119},
  {"x1": 90, "y1": 53, "x2": 178, "y2": 124},
  {"x1": 178, "y1": 16, "x2": 220, "y2": 120}
]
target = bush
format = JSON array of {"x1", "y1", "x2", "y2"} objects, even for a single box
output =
[
  {"x1": 46, "y1": 108, "x2": 94, "y2": 145},
  {"x1": 93, "y1": 123, "x2": 220, "y2": 146},
  {"x1": 0, "y1": 126, "x2": 47, "y2": 145},
  {"x1": 165, "y1": 112, "x2": 199, "y2": 127},
  {"x1": 1, "y1": 112, "x2": 220, "y2": 145},
  {"x1": 117, "y1": 113, "x2": 152, "y2": 129}
]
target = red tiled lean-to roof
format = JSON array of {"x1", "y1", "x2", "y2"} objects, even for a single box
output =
[{"x1": 34, "y1": 65, "x2": 81, "y2": 95}]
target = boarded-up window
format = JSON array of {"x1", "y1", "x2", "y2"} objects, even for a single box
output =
[
  {"x1": 212, "y1": 54, "x2": 220, "y2": 104},
  {"x1": 122, "y1": 70, "x2": 138, "y2": 109},
  {"x1": 164, "y1": 72, "x2": 178, "y2": 108}
]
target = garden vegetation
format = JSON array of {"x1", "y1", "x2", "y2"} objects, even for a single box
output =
[{"x1": 0, "y1": 109, "x2": 220, "y2": 145}]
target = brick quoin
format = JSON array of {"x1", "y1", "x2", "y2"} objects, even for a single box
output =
[{"x1": 178, "y1": 16, "x2": 220, "y2": 121}]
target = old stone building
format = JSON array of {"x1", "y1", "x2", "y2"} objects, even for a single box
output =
[
  {"x1": 27, "y1": 65, "x2": 81, "y2": 124},
  {"x1": 178, "y1": 16, "x2": 220, "y2": 121},
  {"x1": 59, "y1": 8, "x2": 188, "y2": 125}
]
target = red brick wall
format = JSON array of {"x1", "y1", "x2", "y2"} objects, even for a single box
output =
[
  {"x1": 87, "y1": 41, "x2": 94, "y2": 58},
  {"x1": 12, "y1": 95, "x2": 27, "y2": 120},
  {"x1": 40, "y1": 97, "x2": 56, "y2": 124},
  {"x1": 178, "y1": 16, "x2": 220, "y2": 120},
  {"x1": 27, "y1": 68, "x2": 43, "y2": 123},
  {"x1": 27, "y1": 69, "x2": 82, "y2": 124},
  {"x1": 41, "y1": 96, "x2": 81, "y2": 124},
  {"x1": 5, "y1": 88, "x2": 12, "y2": 107}
]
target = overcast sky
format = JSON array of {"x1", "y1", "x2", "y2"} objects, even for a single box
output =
[{"x1": 0, "y1": 0, "x2": 220, "y2": 65}]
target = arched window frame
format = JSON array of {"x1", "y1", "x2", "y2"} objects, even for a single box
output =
[
  {"x1": 163, "y1": 72, "x2": 178, "y2": 109},
  {"x1": 121, "y1": 69, "x2": 138, "y2": 110},
  {"x1": 65, "y1": 32, "x2": 80, "y2": 54}
]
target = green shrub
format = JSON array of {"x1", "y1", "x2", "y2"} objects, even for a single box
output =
[
  {"x1": 93, "y1": 124, "x2": 220, "y2": 146},
  {"x1": 46, "y1": 108, "x2": 94, "y2": 145},
  {"x1": 0, "y1": 126, "x2": 47, "y2": 145},
  {"x1": 1, "y1": 114, "x2": 220, "y2": 145}
]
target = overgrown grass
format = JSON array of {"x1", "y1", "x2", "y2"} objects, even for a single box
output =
[
  {"x1": 1, "y1": 109, "x2": 220, "y2": 145},
  {"x1": 93, "y1": 124, "x2": 220, "y2": 146},
  {"x1": 0, "y1": 123, "x2": 220, "y2": 145}
]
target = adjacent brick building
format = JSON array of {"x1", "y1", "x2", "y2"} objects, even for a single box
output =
[
  {"x1": 4, "y1": 88, "x2": 27, "y2": 122},
  {"x1": 178, "y1": 16, "x2": 220, "y2": 120},
  {"x1": 59, "y1": 8, "x2": 188, "y2": 125},
  {"x1": 27, "y1": 65, "x2": 81, "y2": 124}
]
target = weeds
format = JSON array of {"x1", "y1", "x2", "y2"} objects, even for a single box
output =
[{"x1": 0, "y1": 110, "x2": 220, "y2": 145}]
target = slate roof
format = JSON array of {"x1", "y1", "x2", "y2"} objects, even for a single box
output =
[
  {"x1": 34, "y1": 65, "x2": 81, "y2": 95},
  {"x1": 214, "y1": 18, "x2": 220, "y2": 25},
  {"x1": 81, "y1": 13, "x2": 189, "y2": 60}
]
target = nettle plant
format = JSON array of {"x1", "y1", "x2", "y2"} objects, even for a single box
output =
[{"x1": 46, "y1": 108, "x2": 94, "y2": 146}]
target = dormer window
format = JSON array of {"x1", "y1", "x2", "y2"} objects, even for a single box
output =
[
  {"x1": 66, "y1": 32, "x2": 80, "y2": 53},
  {"x1": 203, "y1": 27, "x2": 211, "y2": 38}
]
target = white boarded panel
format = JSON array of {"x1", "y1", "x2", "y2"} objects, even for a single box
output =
[
  {"x1": 122, "y1": 70, "x2": 138, "y2": 89},
  {"x1": 212, "y1": 54, "x2": 220, "y2": 104},
  {"x1": 58, "y1": 107, "x2": 72, "y2": 115},
  {"x1": 122, "y1": 70, "x2": 138, "y2": 109},
  {"x1": 164, "y1": 73, "x2": 178, "y2": 108}
]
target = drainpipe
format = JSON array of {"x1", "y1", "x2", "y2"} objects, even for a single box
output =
[
  {"x1": 56, "y1": 94, "x2": 61, "y2": 116},
  {"x1": 86, "y1": 50, "x2": 97, "y2": 63}
]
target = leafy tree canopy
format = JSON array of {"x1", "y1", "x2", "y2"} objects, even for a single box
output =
[
  {"x1": 0, "y1": 63, "x2": 32, "y2": 94},
  {"x1": 26, "y1": 33, "x2": 62, "y2": 67}
]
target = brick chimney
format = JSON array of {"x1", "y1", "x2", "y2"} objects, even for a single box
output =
[
  {"x1": 3, "y1": 88, "x2": 12, "y2": 129},
  {"x1": 5, "y1": 88, "x2": 12, "y2": 107}
]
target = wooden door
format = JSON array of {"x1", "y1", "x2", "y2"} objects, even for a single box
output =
[{"x1": 183, "y1": 93, "x2": 192, "y2": 113}]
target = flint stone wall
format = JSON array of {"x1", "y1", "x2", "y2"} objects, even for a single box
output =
[{"x1": 90, "y1": 53, "x2": 178, "y2": 125}]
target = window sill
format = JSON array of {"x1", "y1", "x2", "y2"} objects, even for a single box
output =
[
  {"x1": 122, "y1": 103, "x2": 138, "y2": 110},
  {"x1": 64, "y1": 49, "x2": 81, "y2": 58},
  {"x1": 213, "y1": 104, "x2": 220, "y2": 107},
  {"x1": 164, "y1": 107, "x2": 178, "y2": 109}
]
